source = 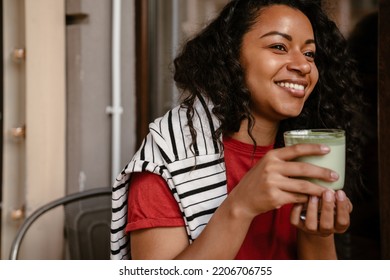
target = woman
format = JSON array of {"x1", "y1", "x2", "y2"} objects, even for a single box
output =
[{"x1": 111, "y1": 0, "x2": 363, "y2": 260}]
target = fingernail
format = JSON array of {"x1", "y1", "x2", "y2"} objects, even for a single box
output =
[
  {"x1": 310, "y1": 196, "x2": 319, "y2": 203},
  {"x1": 320, "y1": 145, "x2": 330, "y2": 153},
  {"x1": 324, "y1": 190, "x2": 334, "y2": 202},
  {"x1": 336, "y1": 190, "x2": 346, "y2": 201},
  {"x1": 330, "y1": 171, "x2": 339, "y2": 180}
]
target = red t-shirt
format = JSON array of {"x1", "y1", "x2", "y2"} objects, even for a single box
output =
[{"x1": 127, "y1": 136, "x2": 297, "y2": 259}]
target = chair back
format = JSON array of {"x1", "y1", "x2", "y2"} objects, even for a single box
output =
[{"x1": 9, "y1": 187, "x2": 112, "y2": 260}]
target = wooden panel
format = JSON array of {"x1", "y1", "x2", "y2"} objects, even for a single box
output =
[
  {"x1": 24, "y1": 0, "x2": 66, "y2": 259},
  {"x1": 378, "y1": 0, "x2": 390, "y2": 260},
  {"x1": 2, "y1": 0, "x2": 27, "y2": 259}
]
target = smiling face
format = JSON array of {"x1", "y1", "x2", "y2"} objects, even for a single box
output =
[{"x1": 240, "y1": 4, "x2": 319, "y2": 126}]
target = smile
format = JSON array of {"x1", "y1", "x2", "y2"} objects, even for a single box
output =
[{"x1": 276, "y1": 82, "x2": 305, "y2": 91}]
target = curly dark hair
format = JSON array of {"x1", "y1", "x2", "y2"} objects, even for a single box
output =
[{"x1": 173, "y1": 0, "x2": 365, "y2": 198}]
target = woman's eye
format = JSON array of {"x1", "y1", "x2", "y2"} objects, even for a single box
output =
[
  {"x1": 304, "y1": 51, "x2": 316, "y2": 59},
  {"x1": 270, "y1": 44, "x2": 286, "y2": 52}
]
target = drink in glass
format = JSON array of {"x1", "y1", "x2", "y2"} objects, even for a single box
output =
[{"x1": 283, "y1": 129, "x2": 345, "y2": 190}]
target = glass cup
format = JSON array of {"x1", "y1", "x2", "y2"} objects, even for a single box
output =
[{"x1": 283, "y1": 129, "x2": 346, "y2": 219}]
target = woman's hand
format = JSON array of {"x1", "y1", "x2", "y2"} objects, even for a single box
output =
[
  {"x1": 291, "y1": 190, "x2": 352, "y2": 259},
  {"x1": 230, "y1": 143, "x2": 337, "y2": 219},
  {"x1": 290, "y1": 190, "x2": 353, "y2": 235}
]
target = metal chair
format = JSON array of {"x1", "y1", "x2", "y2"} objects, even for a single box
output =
[{"x1": 9, "y1": 187, "x2": 112, "y2": 260}]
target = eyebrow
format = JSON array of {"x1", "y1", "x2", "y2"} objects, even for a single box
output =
[{"x1": 260, "y1": 31, "x2": 315, "y2": 45}]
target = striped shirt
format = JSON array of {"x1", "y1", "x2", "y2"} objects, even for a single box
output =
[{"x1": 110, "y1": 96, "x2": 228, "y2": 260}]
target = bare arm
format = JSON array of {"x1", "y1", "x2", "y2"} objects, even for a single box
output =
[{"x1": 131, "y1": 192, "x2": 254, "y2": 259}]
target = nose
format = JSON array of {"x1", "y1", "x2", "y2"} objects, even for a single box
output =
[{"x1": 286, "y1": 52, "x2": 311, "y2": 75}]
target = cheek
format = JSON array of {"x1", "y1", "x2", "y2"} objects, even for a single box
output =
[
  {"x1": 246, "y1": 59, "x2": 278, "y2": 86},
  {"x1": 312, "y1": 66, "x2": 319, "y2": 86},
  {"x1": 307, "y1": 66, "x2": 319, "y2": 95}
]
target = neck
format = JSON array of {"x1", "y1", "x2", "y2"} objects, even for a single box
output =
[{"x1": 229, "y1": 119, "x2": 279, "y2": 146}]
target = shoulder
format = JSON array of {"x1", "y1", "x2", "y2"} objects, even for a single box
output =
[{"x1": 148, "y1": 96, "x2": 222, "y2": 160}]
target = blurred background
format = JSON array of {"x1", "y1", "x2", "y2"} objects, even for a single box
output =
[{"x1": 1, "y1": 0, "x2": 387, "y2": 259}]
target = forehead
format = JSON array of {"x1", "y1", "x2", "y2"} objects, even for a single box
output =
[{"x1": 250, "y1": 4, "x2": 314, "y2": 38}]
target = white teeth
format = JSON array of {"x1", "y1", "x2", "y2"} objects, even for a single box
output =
[{"x1": 277, "y1": 82, "x2": 305, "y2": 91}]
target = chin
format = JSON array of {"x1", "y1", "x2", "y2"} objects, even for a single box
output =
[
  {"x1": 280, "y1": 106, "x2": 305, "y2": 118},
  {"x1": 280, "y1": 109, "x2": 302, "y2": 117}
]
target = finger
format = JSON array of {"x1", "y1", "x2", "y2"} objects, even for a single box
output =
[
  {"x1": 282, "y1": 161, "x2": 340, "y2": 184},
  {"x1": 280, "y1": 192, "x2": 311, "y2": 205},
  {"x1": 290, "y1": 203, "x2": 304, "y2": 227},
  {"x1": 319, "y1": 190, "x2": 335, "y2": 234},
  {"x1": 305, "y1": 196, "x2": 319, "y2": 231},
  {"x1": 282, "y1": 177, "x2": 326, "y2": 197},
  {"x1": 334, "y1": 190, "x2": 351, "y2": 233},
  {"x1": 276, "y1": 143, "x2": 330, "y2": 161}
]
